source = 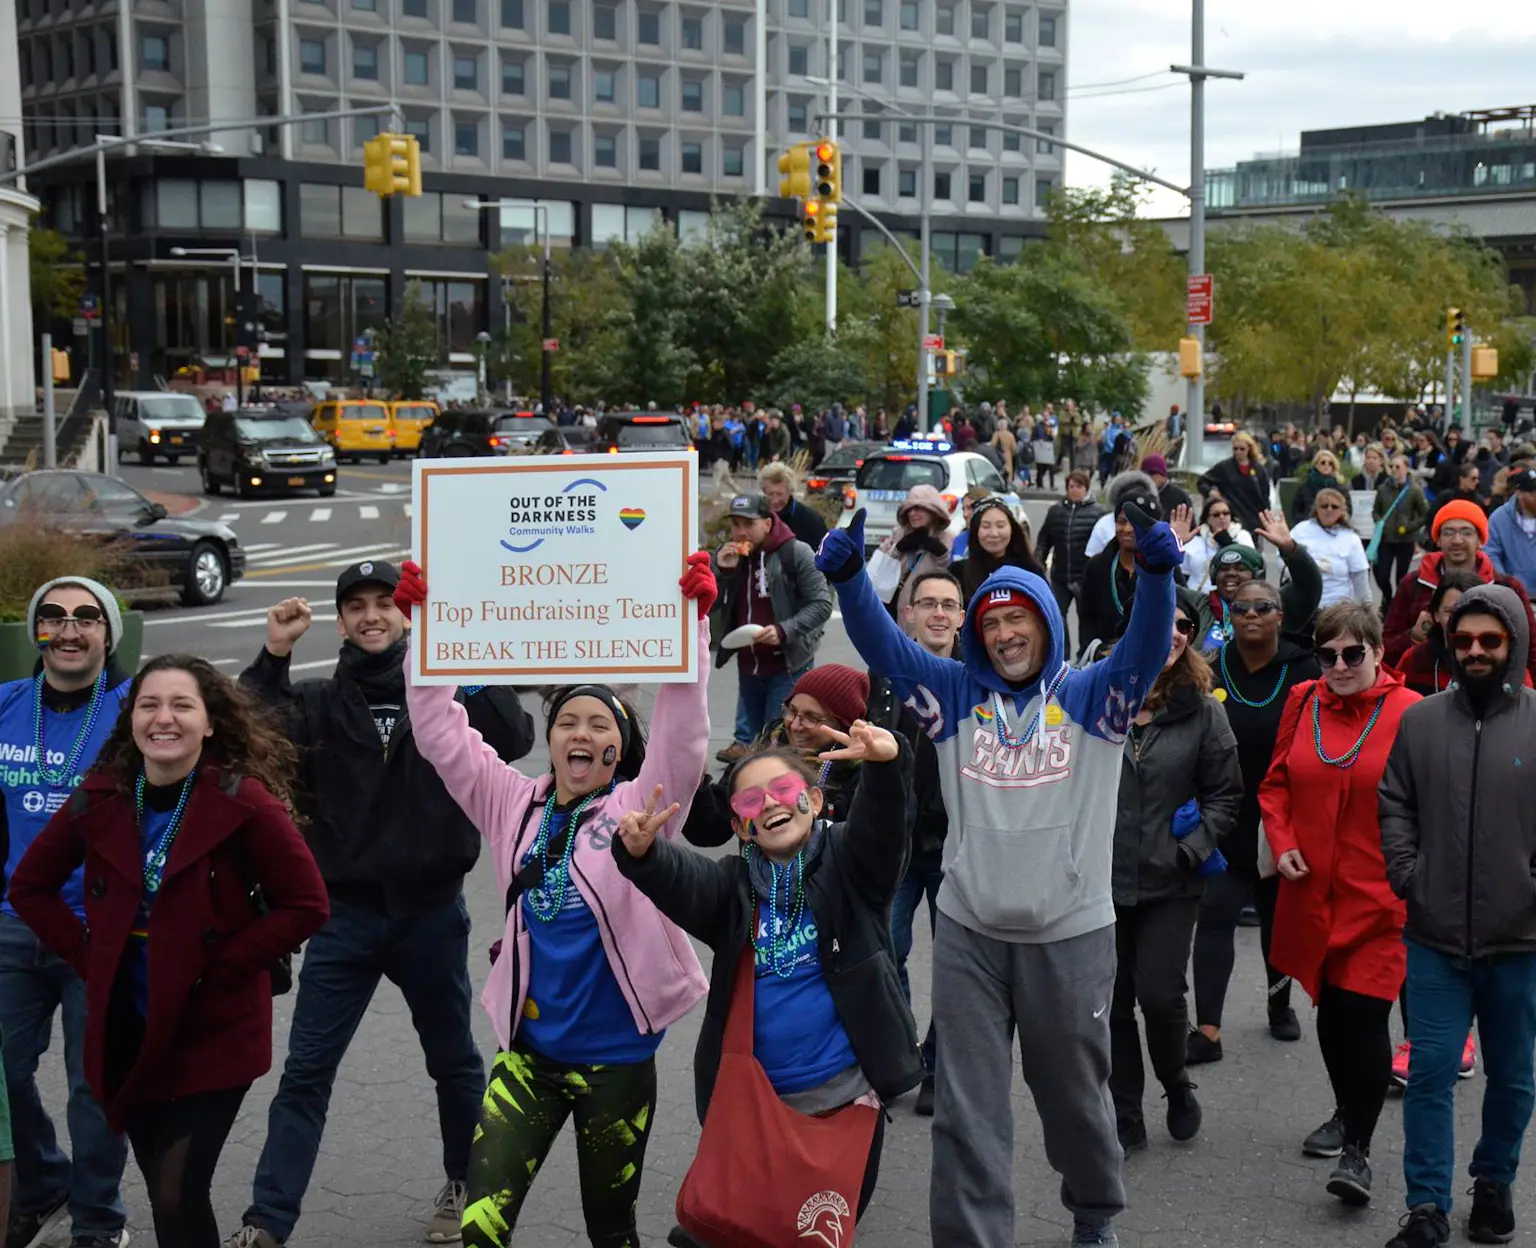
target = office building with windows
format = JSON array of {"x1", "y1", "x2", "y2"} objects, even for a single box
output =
[{"x1": 16, "y1": 0, "x2": 1069, "y2": 388}]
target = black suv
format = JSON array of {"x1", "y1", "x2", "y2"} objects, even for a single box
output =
[
  {"x1": 591, "y1": 412, "x2": 694, "y2": 454},
  {"x1": 420, "y1": 410, "x2": 554, "y2": 457},
  {"x1": 199, "y1": 409, "x2": 338, "y2": 497}
]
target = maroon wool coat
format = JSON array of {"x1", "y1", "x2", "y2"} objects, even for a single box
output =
[{"x1": 9, "y1": 767, "x2": 328, "y2": 1129}]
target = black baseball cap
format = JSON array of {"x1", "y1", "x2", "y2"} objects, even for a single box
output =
[
  {"x1": 335, "y1": 560, "x2": 401, "y2": 609},
  {"x1": 729, "y1": 493, "x2": 773, "y2": 519}
]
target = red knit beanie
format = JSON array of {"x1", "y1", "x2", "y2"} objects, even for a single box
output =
[
  {"x1": 1431, "y1": 498, "x2": 1489, "y2": 545},
  {"x1": 790, "y1": 665, "x2": 870, "y2": 731},
  {"x1": 973, "y1": 587, "x2": 1043, "y2": 640}
]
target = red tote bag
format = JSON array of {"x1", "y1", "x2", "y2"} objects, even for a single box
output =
[{"x1": 675, "y1": 944, "x2": 879, "y2": 1248}]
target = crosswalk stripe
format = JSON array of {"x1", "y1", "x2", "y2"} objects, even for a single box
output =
[
  {"x1": 219, "y1": 513, "x2": 238, "y2": 523},
  {"x1": 260, "y1": 511, "x2": 287, "y2": 524},
  {"x1": 310, "y1": 508, "x2": 333, "y2": 522},
  {"x1": 145, "y1": 605, "x2": 273, "y2": 627},
  {"x1": 244, "y1": 543, "x2": 284, "y2": 553},
  {"x1": 247, "y1": 543, "x2": 339, "y2": 564},
  {"x1": 358, "y1": 505, "x2": 380, "y2": 520}
]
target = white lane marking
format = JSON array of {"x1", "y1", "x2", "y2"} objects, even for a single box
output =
[
  {"x1": 228, "y1": 579, "x2": 340, "y2": 588},
  {"x1": 310, "y1": 507, "x2": 333, "y2": 522},
  {"x1": 145, "y1": 605, "x2": 274, "y2": 626},
  {"x1": 247, "y1": 543, "x2": 339, "y2": 564},
  {"x1": 358, "y1": 504, "x2": 380, "y2": 520},
  {"x1": 209, "y1": 617, "x2": 270, "y2": 629},
  {"x1": 219, "y1": 513, "x2": 239, "y2": 522},
  {"x1": 290, "y1": 657, "x2": 344, "y2": 672},
  {"x1": 260, "y1": 511, "x2": 287, "y2": 524},
  {"x1": 378, "y1": 483, "x2": 407, "y2": 493},
  {"x1": 243, "y1": 543, "x2": 284, "y2": 553}
]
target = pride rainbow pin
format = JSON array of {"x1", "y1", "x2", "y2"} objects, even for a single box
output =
[
  {"x1": 619, "y1": 507, "x2": 646, "y2": 531},
  {"x1": 973, "y1": 704, "x2": 994, "y2": 725}
]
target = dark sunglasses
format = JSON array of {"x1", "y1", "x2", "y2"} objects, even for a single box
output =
[
  {"x1": 1173, "y1": 618, "x2": 1195, "y2": 637},
  {"x1": 1450, "y1": 631, "x2": 1508, "y2": 654},
  {"x1": 34, "y1": 603, "x2": 105, "y2": 628},
  {"x1": 1316, "y1": 644, "x2": 1369, "y2": 669},
  {"x1": 1230, "y1": 601, "x2": 1279, "y2": 617}
]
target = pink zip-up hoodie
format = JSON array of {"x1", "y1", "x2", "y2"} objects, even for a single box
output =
[{"x1": 404, "y1": 620, "x2": 711, "y2": 1051}]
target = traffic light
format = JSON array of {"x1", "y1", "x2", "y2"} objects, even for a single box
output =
[
  {"x1": 801, "y1": 197, "x2": 822, "y2": 243},
  {"x1": 363, "y1": 133, "x2": 423, "y2": 198},
  {"x1": 1472, "y1": 345, "x2": 1500, "y2": 381},
  {"x1": 777, "y1": 143, "x2": 813, "y2": 200},
  {"x1": 813, "y1": 200, "x2": 838, "y2": 245},
  {"x1": 1446, "y1": 306, "x2": 1466, "y2": 351},
  {"x1": 813, "y1": 139, "x2": 842, "y2": 202}
]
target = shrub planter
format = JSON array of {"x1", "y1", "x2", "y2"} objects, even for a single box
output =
[{"x1": 0, "y1": 611, "x2": 144, "y2": 684}]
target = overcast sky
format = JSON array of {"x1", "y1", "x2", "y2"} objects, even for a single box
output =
[{"x1": 1064, "y1": 0, "x2": 1536, "y2": 218}]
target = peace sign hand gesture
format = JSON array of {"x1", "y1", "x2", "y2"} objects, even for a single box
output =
[
  {"x1": 814, "y1": 719, "x2": 899, "y2": 763},
  {"x1": 616, "y1": 784, "x2": 683, "y2": 859}
]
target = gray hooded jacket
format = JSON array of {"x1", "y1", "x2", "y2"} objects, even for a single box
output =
[{"x1": 1379, "y1": 583, "x2": 1536, "y2": 958}]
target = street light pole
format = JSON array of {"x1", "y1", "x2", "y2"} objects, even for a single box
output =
[
  {"x1": 824, "y1": 3, "x2": 837, "y2": 335},
  {"x1": 917, "y1": 121, "x2": 933, "y2": 433},
  {"x1": 170, "y1": 245, "x2": 245, "y2": 406},
  {"x1": 95, "y1": 142, "x2": 114, "y2": 459}
]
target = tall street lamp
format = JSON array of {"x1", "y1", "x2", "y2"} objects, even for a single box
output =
[
  {"x1": 170, "y1": 245, "x2": 247, "y2": 406},
  {"x1": 466, "y1": 199, "x2": 551, "y2": 414}
]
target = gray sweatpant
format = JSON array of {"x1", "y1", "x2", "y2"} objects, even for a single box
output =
[{"x1": 930, "y1": 913, "x2": 1124, "y2": 1246}]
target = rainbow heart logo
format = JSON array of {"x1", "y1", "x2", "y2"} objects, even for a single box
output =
[{"x1": 619, "y1": 507, "x2": 646, "y2": 531}]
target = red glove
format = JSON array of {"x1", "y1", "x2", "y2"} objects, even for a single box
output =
[
  {"x1": 679, "y1": 551, "x2": 717, "y2": 619},
  {"x1": 394, "y1": 560, "x2": 428, "y2": 619}
]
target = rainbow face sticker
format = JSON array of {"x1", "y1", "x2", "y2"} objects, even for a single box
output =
[{"x1": 619, "y1": 507, "x2": 646, "y2": 531}]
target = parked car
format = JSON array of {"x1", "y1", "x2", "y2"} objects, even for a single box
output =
[
  {"x1": 805, "y1": 439, "x2": 882, "y2": 502},
  {"x1": 112, "y1": 391, "x2": 206, "y2": 466},
  {"x1": 839, "y1": 440, "x2": 1025, "y2": 550},
  {"x1": 527, "y1": 427, "x2": 598, "y2": 456},
  {"x1": 0, "y1": 470, "x2": 245, "y2": 606},
  {"x1": 199, "y1": 409, "x2": 338, "y2": 498},
  {"x1": 419, "y1": 409, "x2": 555, "y2": 457},
  {"x1": 590, "y1": 412, "x2": 694, "y2": 454},
  {"x1": 311, "y1": 398, "x2": 393, "y2": 463},
  {"x1": 389, "y1": 400, "x2": 439, "y2": 456}
]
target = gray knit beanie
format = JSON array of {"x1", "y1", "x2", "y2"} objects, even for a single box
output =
[{"x1": 27, "y1": 577, "x2": 123, "y2": 654}]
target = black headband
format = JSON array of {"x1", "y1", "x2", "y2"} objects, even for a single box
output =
[{"x1": 546, "y1": 684, "x2": 634, "y2": 756}]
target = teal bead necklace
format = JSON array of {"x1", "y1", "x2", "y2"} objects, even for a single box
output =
[
  {"x1": 136, "y1": 769, "x2": 197, "y2": 898},
  {"x1": 33, "y1": 670, "x2": 107, "y2": 787},
  {"x1": 1312, "y1": 692, "x2": 1387, "y2": 769},
  {"x1": 528, "y1": 782, "x2": 613, "y2": 921},
  {"x1": 1219, "y1": 645, "x2": 1289, "y2": 709},
  {"x1": 747, "y1": 842, "x2": 808, "y2": 979}
]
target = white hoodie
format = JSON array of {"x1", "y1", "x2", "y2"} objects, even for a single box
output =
[{"x1": 1182, "y1": 523, "x2": 1255, "y2": 592}]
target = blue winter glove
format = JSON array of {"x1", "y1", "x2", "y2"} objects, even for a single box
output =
[
  {"x1": 816, "y1": 507, "x2": 868, "y2": 584},
  {"x1": 1196, "y1": 847, "x2": 1228, "y2": 878},
  {"x1": 1122, "y1": 500, "x2": 1183, "y2": 576},
  {"x1": 1171, "y1": 799, "x2": 1201, "y2": 840}
]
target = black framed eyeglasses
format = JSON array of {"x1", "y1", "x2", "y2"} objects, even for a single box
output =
[
  {"x1": 1173, "y1": 618, "x2": 1195, "y2": 637},
  {"x1": 1316, "y1": 644, "x2": 1369, "y2": 669}
]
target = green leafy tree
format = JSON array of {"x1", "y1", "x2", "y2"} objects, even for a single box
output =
[
  {"x1": 491, "y1": 246, "x2": 628, "y2": 403},
  {"x1": 374, "y1": 284, "x2": 439, "y2": 400},
  {"x1": 765, "y1": 332, "x2": 871, "y2": 413},
  {"x1": 28, "y1": 222, "x2": 88, "y2": 327}
]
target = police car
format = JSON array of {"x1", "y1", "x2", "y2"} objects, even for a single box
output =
[{"x1": 837, "y1": 439, "x2": 1027, "y2": 551}]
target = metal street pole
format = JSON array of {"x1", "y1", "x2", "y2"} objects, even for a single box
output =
[
  {"x1": 541, "y1": 212, "x2": 552, "y2": 415},
  {"x1": 465, "y1": 199, "x2": 550, "y2": 410},
  {"x1": 1445, "y1": 348, "x2": 1456, "y2": 428},
  {"x1": 232, "y1": 252, "x2": 243, "y2": 408},
  {"x1": 824, "y1": 3, "x2": 837, "y2": 335},
  {"x1": 41, "y1": 332, "x2": 57, "y2": 469},
  {"x1": 916, "y1": 121, "x2": 933, "y2": 433},
  {"x1": 95, "y1": 142, "x2": 115, "y2": 464},
  {"x1": 1462, "y1": 319, "x2": 1475, "y2": 428}
]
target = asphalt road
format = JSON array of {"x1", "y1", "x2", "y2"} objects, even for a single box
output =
[{"x1": 23, "y1": 467, "x2": 1517, "y2": 1248}]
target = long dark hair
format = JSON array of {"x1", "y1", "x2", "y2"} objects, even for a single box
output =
[
  {"x1": 960, "y1": 501, "x2": 1046, "y2": 602},
  {"x1": 96, "y1": 655, "x2": 299, "y2": 807}
]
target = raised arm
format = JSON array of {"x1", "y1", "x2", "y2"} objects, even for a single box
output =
[
  {"x1": 611, "y1": 827, "x2": 739, "y2": 948},
  {"x1": 462, "y1": 687, "x2": 537, "y2": 764},
  {"x1": 833, "y1": 730, "x2": 914, "y2": 908}
]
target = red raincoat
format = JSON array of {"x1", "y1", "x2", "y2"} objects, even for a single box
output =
[{"x1": 1259, "y1": 669, "x2": 1420, "y2": 1004}]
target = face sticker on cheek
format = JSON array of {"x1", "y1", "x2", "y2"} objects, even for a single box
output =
[
  {"x1": 602, "y1": 745, "x2": 617, "y2": 766},
  {"x1": 795, "y1": 791, "x2": 811, "y2": 814}
]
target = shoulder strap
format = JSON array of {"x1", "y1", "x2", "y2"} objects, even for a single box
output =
[
  {"x1": 720, "y1": 941, "x2": 757, "y2": 1056},
  {"x1": 502, "y1": 800, "x2": 601, "y2": 916}
]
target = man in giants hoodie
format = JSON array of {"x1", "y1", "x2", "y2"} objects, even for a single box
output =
[{"x1": 816, "y1": 506, "x2": 1181, "y2": 1248}]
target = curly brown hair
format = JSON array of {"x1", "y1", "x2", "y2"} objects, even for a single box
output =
[{"x1": 95, "y1": 655, "x2": 299, "y2": 807}]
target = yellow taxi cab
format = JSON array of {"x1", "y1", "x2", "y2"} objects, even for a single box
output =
[
  {"x1": 311, "y1": 399, "x2": 394, "y2": 463},
  {"x1": 388, "y1": 400, "x2": 439, "y2": 457}
]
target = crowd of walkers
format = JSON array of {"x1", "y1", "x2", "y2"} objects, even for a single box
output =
[{"x1": 2, "y1": 403, "x2": 1536, "y2": 1248}]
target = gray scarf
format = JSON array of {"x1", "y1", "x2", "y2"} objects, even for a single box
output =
[{"x1": 744, "y1": 821, "x2": 826, "y2": 902}]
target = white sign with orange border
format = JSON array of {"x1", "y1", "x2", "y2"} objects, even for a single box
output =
[{"x1": 410, "y1": 452, "x2": 698, "y2": 685}]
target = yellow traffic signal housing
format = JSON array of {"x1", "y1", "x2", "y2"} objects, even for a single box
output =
[
  {"x1": 1446, "y1": 306, "x2": 1466, "y2": 351},
  {"x1": 813, "y1": 139, "x2": 841, "y2": 201},
  {"x1": 1472, "y1": 345, "x2": 1500, "y2": 381},
  {"x1": 778, "y1": 144, "x2": 813, "y2": 200},
  {"x1": 50, "y1": 347, "x2": 69, "y2": 383},
  {"x1": 364, "y1": 133, "x2": 423, "y2": 197},
  {"x1": 801, "y1": 197, "x2": 822, "y2": 243},
  {"x1": 813, "y1": 199, "x2": 838, "y2": 245},
  {"x1": 1179, "y1": 336, "x2": 1203, "y2": 379}
]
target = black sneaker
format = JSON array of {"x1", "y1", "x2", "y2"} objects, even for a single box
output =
[
  {"x1": 1302, "y1": 1111, "x2": 1346, "y2": 1158},
  {"x1": 1466, "y1": 1178, "x2": 1516, "y2": 1243},
  {"x1": 1186, "y1": 1030, "x2": 1223, "y2": 1065},
  {"x1": 1326, "y1": 1144, "x2": 1372, "y2": 1205},
  {"x1": 914, "y1": 1075, "x2": 935, "y2": 1117},
  {"x1": 8, "y1": 1192, "x2": 68, "y2": 1248},
  {"x1": 1386, "y1": 1204, "x2": 1450, "y2": 1248},
  {"x1": 1237, "y1": 902, "x2": 1261, "y2": 928},
  {"x1": 1118, "y1": 1116, "x2": 1148, "y2": 1156},
  {"x1": 1269, "y1": 1006, "x2": 1302, "y2": 1041},
  {"x1": 1164, "y1": 1080, "x2": 1202, "y2": 1142}
]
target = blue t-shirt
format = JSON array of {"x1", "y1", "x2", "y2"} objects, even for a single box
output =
[
  {"x1": 752, "y1": 900, "x2": 857, "y2": 1096},
  {"x1": 0, "y1": 675, "x2": 130, "y2": 920},
  {"x1": 124, "y1": 804, "x2": 180, "y2": 1016},
  {"x1": 519, "y1": 809, "x2": 663, "y2": 1065}
]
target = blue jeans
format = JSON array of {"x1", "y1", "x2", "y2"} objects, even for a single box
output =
[
  {"x1": 0, "y1": 911, "x2": 127, "y2": 1235},
  {"x1": 732, "y1": 665, "x2": 803, "y2": 746},
  {"x1": 246, "y1": 896, "x2": 485, "y2": 1241},
  {"x1": 891, "y1": 848, "x2": 944, "y2": 1074},
  {"x1": 1402, "y1": 940, "x2": 1536, "y2": 1213}
]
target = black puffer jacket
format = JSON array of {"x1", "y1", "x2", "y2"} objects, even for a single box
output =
[
  {"x1": 1112, "y1": 684, "x2": 1243, "y2": 906},
  {"x1": 241, "y1": 644, "x2": 535, "y2": 917},
  {"x1": 1380, "y1": 584, "x2": 1536, "y2": 958},
  {"x1": 614, "y1": 743, "x2": 922, "y2": 1118},
  {"x1": 1036, "y1": 497, "x2": 1108, "y2": 591}
]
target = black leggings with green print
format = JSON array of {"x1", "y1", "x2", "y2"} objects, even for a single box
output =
[{"x1": 462, "y1": 1045, "x2": 658, "y2": 1248}]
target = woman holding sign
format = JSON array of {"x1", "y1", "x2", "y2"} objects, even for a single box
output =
[{"x1": 395, "y1": 554, "x2": 717, "y2": 1248}]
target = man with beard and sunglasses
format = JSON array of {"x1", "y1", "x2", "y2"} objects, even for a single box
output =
[
  {"x1": 0, "y1": 579, "x2": 132, "y2": 1248},
  {"x1": 1380, "y1": 584, "x2": 1536, "y2": 1248},
  {"x1": 229, "y1": 563, "x2": 535, "y2": 1248}
]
